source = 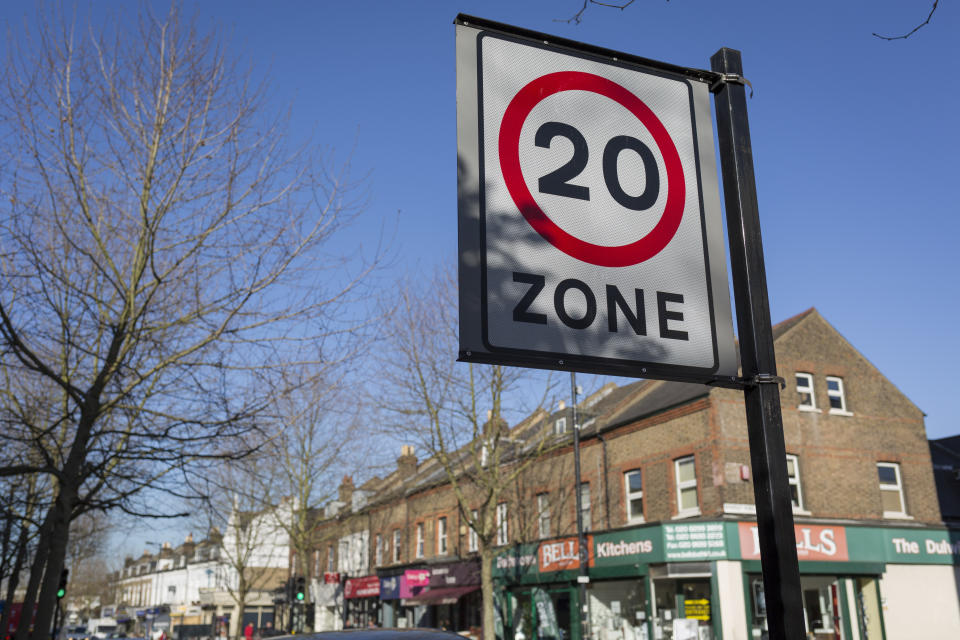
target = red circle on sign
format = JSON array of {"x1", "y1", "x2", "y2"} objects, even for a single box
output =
[{"x1": 498, "y1": 71, "x2": 685, "y2": 267}]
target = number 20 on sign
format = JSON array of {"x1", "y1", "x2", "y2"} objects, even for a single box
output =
[{"x1": 456, "y1": 20, "x2": 736, "y2": 383}]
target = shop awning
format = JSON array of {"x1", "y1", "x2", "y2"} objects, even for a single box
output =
[{"x1": 402, "y1": 585, "x2": 480, "y2": 606}]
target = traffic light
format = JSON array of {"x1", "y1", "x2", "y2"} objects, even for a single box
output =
[
  {"x1": 56, "y1": 568, "x2": 69, "y2": 599},
  {"x1": 294, "y1": 576, "x2": 306, "y2": 602}
]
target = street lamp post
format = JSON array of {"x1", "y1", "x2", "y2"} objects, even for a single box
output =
[{"x1": 570, "y1": 373, "x2": 590, "y2": 640}]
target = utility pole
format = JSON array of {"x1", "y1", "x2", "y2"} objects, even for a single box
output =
[{"x1": 570, "y1": 372, "x2": 589, "y2": 640}]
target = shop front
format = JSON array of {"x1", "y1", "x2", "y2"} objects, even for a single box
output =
[
  {"x1": 494, "y1": 521, "x2": 960, "y2": 640},
  {"x1": 344, "y1": 575, "x2": 381, "y2": 628},
  {"x1": 494, "y1": 535, "x2": 593, "y2": 640},
  {"x1": 739, "y1": 522, "x2": 960, "y2": 640},
  {"x1": 401, "y1": 560, "x2": 481, "y2": 636},
  {"x1": 378, "y1": 569, "x2": 428, "y2": 628}
]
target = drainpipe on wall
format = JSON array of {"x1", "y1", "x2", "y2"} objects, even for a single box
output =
[{"x1": 598, "y1": 433, "x2": 611, "y2": 530}]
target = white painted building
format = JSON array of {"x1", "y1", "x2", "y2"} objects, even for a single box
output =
[{"x1": 112, "y1": 502, "x2": 292, "y2": 638}]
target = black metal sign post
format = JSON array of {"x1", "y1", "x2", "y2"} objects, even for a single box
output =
[{"x1": 711, "y1": 47, "x2": 805, "y2": 640}]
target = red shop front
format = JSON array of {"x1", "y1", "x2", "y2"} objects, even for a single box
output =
[{"x1": 344, "y1": 575, "x2": 380, "y2": 628}]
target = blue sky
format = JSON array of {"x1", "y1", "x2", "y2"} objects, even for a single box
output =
[
  {"x1": 169, "y1": 0, "x2": 954, "y2": 438},
  {"x1": 2, "y1": 0, "x2": 957, "y2": 554}
]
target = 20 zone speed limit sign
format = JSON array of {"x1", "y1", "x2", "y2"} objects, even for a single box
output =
[{"x1": 456, "y1": 17, "x2": 737, "y2": 383}]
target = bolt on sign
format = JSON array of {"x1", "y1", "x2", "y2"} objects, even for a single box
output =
[{"x1": 456, "y1": 16, "x2": 736, "y2": 383}]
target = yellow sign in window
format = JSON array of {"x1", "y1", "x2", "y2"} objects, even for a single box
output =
[{"x1": 684, "y1": 598, "x2": 710, "y2": 621}]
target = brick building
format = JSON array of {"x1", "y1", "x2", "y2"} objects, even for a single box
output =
[{"x1": 304, "y1": 308, "x2": 960, "y2": 640}]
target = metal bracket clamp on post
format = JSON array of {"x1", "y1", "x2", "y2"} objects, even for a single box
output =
[
  {"x1": 748, "y1": 373, "x2": 786, "y2": 389},
  {"x1": 709, "y1": 72, "x2": 754, "y2": 98},
  {"x1": 706, "y1": 373, "x2": 785, "y2": 390}
]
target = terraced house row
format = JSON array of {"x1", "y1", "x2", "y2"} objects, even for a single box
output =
[{"x1": 301, "y1": 309, "x2": 960, "y2": 640}]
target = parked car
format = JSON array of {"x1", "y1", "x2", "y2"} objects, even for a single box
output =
[
  {"x1": 64, "y1": 625, "x2": 88, "y2": 640},
  {"x1": 274, "y1": 631, "x2": 464, "y2": 640}
]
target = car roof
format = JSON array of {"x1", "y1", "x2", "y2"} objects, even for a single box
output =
[{"x1": 274, "y1": 630, "x2": 464, "y2": 640}]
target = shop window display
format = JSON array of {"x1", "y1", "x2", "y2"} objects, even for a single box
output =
[
  {"x1": 801, "y1": 577, "x2": 837, "y2": 636},
  {"x1": 589, "y1": 580, "x2": 648, "y2": 640},
  {"x1": 509, "y1": 587, "x2": 572, "y2": 640},
  {"x1": 750, "y1": 575, "x2": 851, "y2": 640},
  {"x1": 651, "y1": 578, "x2": 711, "y2": 640}
]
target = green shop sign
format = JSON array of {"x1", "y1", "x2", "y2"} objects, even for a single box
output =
[
  {"x1": 731, "y1": 521, "x2": 960, "y2": 565},
  {"x1": 494, "y1": 522, "x2": 960, "y2": 582},
  {"x1": 847, "y1": 526, "x2": 960, "y2": 565}
]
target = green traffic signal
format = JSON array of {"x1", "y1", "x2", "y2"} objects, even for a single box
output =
[
  {"x1": 57, "y1": 568, "x2": 69, "y2": 599},
  {"x1": 296, "y1": 592, "x2": 304, "y2": 601}
]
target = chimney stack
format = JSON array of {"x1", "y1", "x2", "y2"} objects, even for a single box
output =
[
  {"x1": 338, "y1": 475, "x2": 355, "y2": 504},
  {"x1": 397, "y1": 445, "x2": 417, "y2": 479},
  {"x1": 483, "y1": 415, "x2": 508, "y2": 438}
]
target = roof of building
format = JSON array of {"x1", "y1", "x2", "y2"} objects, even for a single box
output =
[
  {"x1": 772, "y1": 307, "x2": 816, "y2": 340},
  {"x1": 599, "y1": 380, "x2": 708, "y2": 432}
]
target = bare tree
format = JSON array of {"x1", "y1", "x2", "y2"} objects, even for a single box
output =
[
  {"x1": 197, "y1": 468, "x2": 289, "y2": 640},
  {"x1": 197, "y1": 368, "x2": 371, "y2": 635},
  {"x1": 560, "y1": 0, "x2": 941, "y2": 39},
  {"x1": 0, "y1": 5, "x2": 377, "y2": 637},
  {"x1": 558, "y1": 0, "x2": 637, "y2": 25},
  {"x1": 374, "y1": 267, "x2": 559, "y2": 640},
  {"x1": 873, "y1": 1, "x2": 940, "y2": 40}
]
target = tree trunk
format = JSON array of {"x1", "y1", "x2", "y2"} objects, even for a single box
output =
[
  {"x1": 0, "y1": 508, "x2": 13, "y2": 584},
  {"x1": 480, "y1": 545, "x2": 496, "y2": 640},
  {"x1": 0, "y1": 524, "x2": 31, "y2": 637},
  {"x1": 14, "y1": 511, "x2": 52, "y2": 640},
  {"x1": 30, "y1": 399, "x2": 97, "y2": 640},
  {"x1": 233, "y1": 573, "x2": 247, "y2": 640},
  {"x1": 29, "y1": 490, "x2": 75, "y2": 640}
]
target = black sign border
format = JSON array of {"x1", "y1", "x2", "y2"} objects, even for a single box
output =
[{"x1": 473, "y1": 28, "x2": 724, "y2": 385}]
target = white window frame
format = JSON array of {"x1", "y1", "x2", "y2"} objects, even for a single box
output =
[
  {"x1": 327, "y1": 546, "x2": 334, "y2": 572},
  {"x1": 878, "y1": 462, "x2": 908, "y2": 518},
  {"x1": 468, "y1": 509, "x2": 479, "y2": 552},
  {"x1": 392, "y1": 529, "x2": 401, "y2": 563},
  {"x1": 374, "y1": 534, "x2": 383, "y2": 567},
  {"x1": 826, "y1": 376, "x2": 851, "y2": 415},
  {"x1": 537, "y1": 493, "x2": 551, "y2": 539},
  {"x1": 580, "y1": 482, "x2": 592, "y2": 531},
  {"x1": 785, "y1": 454, "x2": 807, "y2": 513},
  {"x1": 415, "y1": 522, "x2": 425, "y2": 558},
  {"x1": 674, "y1": 456, "x2": 700, "y2": 517},
  {"x1": 625, "y1": 469, "x2": 644, "y2": 523},
  {"x1": 554, "y1": 417, "x2": 567, "y2": 434},
  {"x1": 496, "y1": 502, "x2": 508, "y2": 546},
  {"x1": 437, "y1": 516, "x2": 448, "y2": 556},
  {"x1": 796, "y1": 372, "x2": 818, "y2": 411}
]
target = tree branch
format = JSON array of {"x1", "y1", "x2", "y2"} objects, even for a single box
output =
[{"x1": 873, "y1": 1, "x2": 939, "y2": 40}]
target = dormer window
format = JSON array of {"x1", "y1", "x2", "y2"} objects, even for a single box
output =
[{"x1": 554, "y1": 417, "x2": 567, "y2": 434}]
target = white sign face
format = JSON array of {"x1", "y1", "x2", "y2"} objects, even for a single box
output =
[{"x1": 457, "y1": 23, "x2": 736, "y2": 381}]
